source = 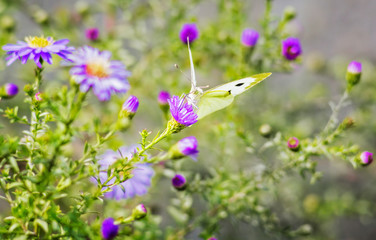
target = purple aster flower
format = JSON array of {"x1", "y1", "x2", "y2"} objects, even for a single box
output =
[
  {"x1": 241, "y1": 28, "x2": 259, "y2": 47},
  {"x1": 168, "y1": 95, "x2": 198, "y2": 127},
  {"x1": 207, "y1": 238, "x2": 218, "y2": 240},
  {"x1": 85, "y1": 28, "x2": 99, "y2": 41},
  {"x1": 287, "y1": 137, "x2": 300, "y2": 151},
  {"x1": 281, "y1": 37, "x2": 302, "y2": 61},
  {"x1": 96, "y1": 145, "x2": 154, "y2": 200},
  {"x1": 69, "y1": 46, "x2": 130, "y2": 101},
  {"x1": 172, "y1": 174, "x2": 187, "y2": 190},
  {"x1": 179, "y1": 23, "x2": 199, "y2": 44},
  {"x1": 158, "y1": 90, "x2": 171, "y2": 105},
  {"x1": 122, "y1": 95, "x2": 139, "y2": 115},
  {"x1": 346, "y1": 61, "x2": 362, "y2": 87},
  {"x1": 168, "y1": 136, "x2": 199, "y2": 161},
  {"x1": 101, "y1": 218, "x2": 119, "y2": 240},
  {"x1": 132, "y1": 204, "x2": 148, "y2": 220},
  {"x1": 360, "y1": 151, "x2": 373, "y2": 166},
  {"x1": 2, "y1": 36, "x2": 73, "y2": 68}
]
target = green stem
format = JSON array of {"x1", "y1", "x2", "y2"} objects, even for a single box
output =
[{"x1": 322, "y1": 90, "x2": 349, "y2": 135}]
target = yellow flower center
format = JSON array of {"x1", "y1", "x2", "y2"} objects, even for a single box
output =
[
  {"x1": 25, "y1": 36, "x2": 53, "y2": 48},
  {"x1": 85, "y1": 60, "x2": 110, "y2": 78}
]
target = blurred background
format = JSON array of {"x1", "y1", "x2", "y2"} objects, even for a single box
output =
[{"x1": 0, "y1": 0, "x2": 376, "y2": 239}]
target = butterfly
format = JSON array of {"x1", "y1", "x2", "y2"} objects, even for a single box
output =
[{"x1": 185, "y1": 41, "x2": 272, "y2": 120}]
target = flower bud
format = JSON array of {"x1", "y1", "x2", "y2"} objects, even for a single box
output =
[
  {"x1": 0, "y1": 83, "x2": 18, "y2": 99},
  {"x1": 158, "y1": 90, "x2": 171, "y2": 113},
  {"x1": 132, "y1": 204, "x2": 147, "y2": 220},
  {"x1": 287, "y1": 137, "x2": 300, "y2": 151},
  {"x1": 340, "y1": 117, "x2": 355, "y2": 129},
  {"x1": 259, "y1": 124, "x2": 272, "y2": 138},
  {"x1": 85, "y1": 28, "x2": 99, "y2": 41},
  {"x1": 283, "y1": 6, "x2": 296, "y2": 21},
  {"x1": 207, "y1": 237, "x2": 218, "y2": 240},
  {"x1": 35, "y1": 92, "x2": 43, "y2": 101},
  {"x1": 346, "y1": 61, "x2": 362, "y2": 88},
  {"x1": 241, "y1": 28, "x2": 259, "y2": 47},
  {"x1": 168, "y1": 136, "x2": 199, "y2": 161},
  {"x1": 180, "y1": 23, "x2": 199, "y2": 44},
  {"x1": 101, "y1": 218, "x2": 119, "y2": 240},
  {"x1": 359, "y1": 151, "x2": 373, "y2": 166},
  {"x1": 119, "y1": 95, "x2": 139, "y2": 119},
  {"x1": 172, "y1": 174, "x2": 187, "y2": 190},
  {"x1": 282, "y1": 37, "x2": 302, "y2": 61}
]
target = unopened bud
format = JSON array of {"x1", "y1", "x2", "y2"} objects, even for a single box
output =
[
  {"x1": 259, "y1": 124, "x2": 272, "y2": 138},
  {"x1": 0, "y1": 83, "x2": 18, "y2": 99},
  {"x1": 172, "y1": 174, "x2": 187, "y2": 190},
  {"x1": 346, "y1": 61, "x2": 362, "y2": 89},
  {"x1": 132, "y1": 204, "x2": 147, "y2": 220},
  {"x1": 287, "y1": 137, "x2": 300, "y2": 151}
]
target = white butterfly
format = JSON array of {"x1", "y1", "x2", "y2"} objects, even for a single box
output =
[{"x1": 185, "y1": 41, "x2": 272, "y2": 120}]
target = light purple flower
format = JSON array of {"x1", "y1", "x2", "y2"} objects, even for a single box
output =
[
  {"x1": 179, "y1": 23, "x2": 199, "y2": 44},
  {"x1": 85, "y1": 28, "x2": 99, "y2": 41},
  {"x1": 2, "y1": 36, "x2": 73, "y2": 68},
  {"x1": 122, "y1": 95, "x2": 139, "y2": 114},
  {"x1": 101, "y1": 218, "x2": 119, "y2": 240},
  {"x1": 5, "y1": 83, "x2": 18, "y2": 97},
  {"x1": 282, "y1": 37, "x2": 302, "y2": 60},
  {"x1": 172, "y1": 174, "x2": 187, "y2": 190},
  {"x1": 168, "y1": 95, "x2": 198, "y2": 126},
  {"x1": 69, "y1": 46, "x2": 130, "y2": 101},
  {"x1": 347, "y1": 61, "x2": 362, "y2": 74},
  {"x1": 241, "y1": 28, "x2": 259, "y2": 47},
  {"x1": 287, "y1": 137, "x2": 300, "y2": 151},
  {"x1": 96, "y1": 146, "x2": 154, "y2": 200},
  {"x1": 158, "y1": 90, "x2": 171, "y2": 105},
  {"x1": 360, "y1": 151, "x2": 373, "y2": 166},
  {"x1": 177, "y1": 136, "x2": 199, "y2": 160}
]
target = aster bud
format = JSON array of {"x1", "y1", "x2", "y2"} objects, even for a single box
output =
[
  {"x1": 180, "y1": 23, "x2": 199, "y2": 44},
  {"x1": 35, "y1": 92, "x2": 43, "y2": 102},
  {"x1": 132, "y1": 204, "x2": 147, "y2": 220},
  {"x1": 168, "y1": 136, "x2": 199, "y2": 161},
  {"x1": 158, "y1": 90, "x2": 170, "y2": 107},
  {"x1": 241, "y1": 28, "x2": 259, "y2": 47},
  {"x1": 172, "y1": 174, "x2": 187, "y2": 191},
  {"x1": 259, "y1": 124, "x2": 272, "y2": 138},
  {"x1": 119, "y1": 95, "x2": 139, "y2": 119},
  {"x1": 283, "y1": 6, "x2": 296, "y2": 21},
  {"x1": 359, "y1": 151, "x2": 373, "y2": 167},
  {"x1": 282, "y1": 37, "x2": 302, "y2": 61},
  {"x1": 287, "y1": 137, "x2": 300, "y2": 151},
  {"x1": 85, "y1": 28, "x2": 99, "y2": 41},
  {"x1": 101, "y1": 218, "x2": 119, "y2": 240},
  {"x1": 340, "y1": 117, "x2": 355, "y2": 130},
  {"x1": 0, "y1": 83, "x2": 18, "y2": 99},
  {"x1": 207, "y1": 237, "x2": 218, "y2": 240},
  {"x1": 346, "y1": 61, "x2": 362, "y2": 89}
]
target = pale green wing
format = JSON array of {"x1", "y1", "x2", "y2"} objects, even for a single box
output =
[
  {"x1": 196, "y1": 72, "x2": 272, "y2": 120},
  {"x1": 196, "y1": 90, "x2": 235, "y2": 120}
]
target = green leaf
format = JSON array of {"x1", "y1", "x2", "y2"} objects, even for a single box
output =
[{"x1": 34, "y1": 219, "x2": 49, "y2": 233}]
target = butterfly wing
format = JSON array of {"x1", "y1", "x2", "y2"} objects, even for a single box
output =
[{"x1": 196, "y1": 73, "x2": 272, "y2": 120}]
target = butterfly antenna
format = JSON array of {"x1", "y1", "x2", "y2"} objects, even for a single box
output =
[{"x1": 174, "y1": 64, "x2": 191, "y2": 83}]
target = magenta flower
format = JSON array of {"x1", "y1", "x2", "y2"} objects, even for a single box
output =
[
  {"x1": 177, "y1": 136, "x2": 199, "y2": 160},
  {"x1": 347, "y1": 61, "x2": 362, "y2": 74},
  {"x1": 360, "y1": 151, "x2": 373, "y2": 166},
  {"x1": 69, "y1": 46, "x2": 130, "y2": 101},
  {"x1": 2, "y1": 36, "x2": 74, "y2": 68},
  {"x1": 172, "y1": 174, "x2": 187, "y2": 190},
  {"x1": 281, "y1": 37, "x2": 302, "y2": 60},
  {"x1": 101, "y1": 218, "x2": 119, "y2": 240},
  {"x1": 179, "y1": 23, "x2": 199, "y2": 44},
  {"x1": 5, "y1": 83, "x2": 18, "y2": 97},
  {"x1": 85, "y1": 28, "x2": 99, "y2": 41},
  {"x1": 168, "y1": 96, "x2": 198, "y2": 126},
  {"x1": 96, "y1": 146, "x2": 154, "y2": 200},
  {"x1": 241, "y1": 28, "x2": 259, "y2": 47},
  {"x1": 287, "y1": 137, "x2": 300, "y2": 151},
  {"x1": 158, "y1": 90, "x2": 171, "y2": 105}
]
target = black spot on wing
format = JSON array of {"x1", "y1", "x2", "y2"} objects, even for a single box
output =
[
  {"x1": 228, "y1": 90, "x2": 231, "y2": 94},
  {"x1": 235, "y1": 82, "x2": 244, "y2": 87}
]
